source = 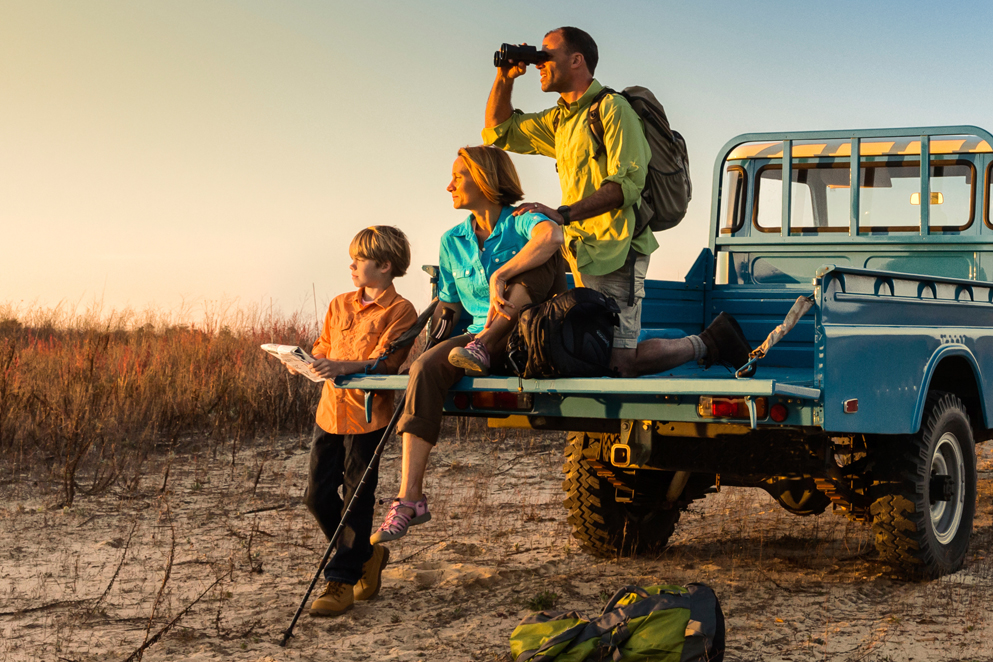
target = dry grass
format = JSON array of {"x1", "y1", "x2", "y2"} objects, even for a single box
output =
[{"x1": 0, "y1": 301, "x2": 320, "y2": 507}]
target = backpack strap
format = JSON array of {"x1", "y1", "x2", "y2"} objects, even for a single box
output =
[
  {"x1": 622, "y1": 250, "x2": 639, "y2": 307},
  {"x1": 587, "y1": 87, "x2": 615, "y2": 160}
]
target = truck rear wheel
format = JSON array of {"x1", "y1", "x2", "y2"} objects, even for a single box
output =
[
  {"x1": 870, "y1": 392, "x2": 976, "y2": 577},
  {"x1": 561, "y1": 431, "x2": 692, "y2": 557}
]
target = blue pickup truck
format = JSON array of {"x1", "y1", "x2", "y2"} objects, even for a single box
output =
[{"x1": 339, "y1": 125, "x2": 993, "y2": 578}]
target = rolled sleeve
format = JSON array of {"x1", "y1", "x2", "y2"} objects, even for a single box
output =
[
  {"x1": 599, "y1": 97, "x2": 650, "y2": 209},
  {"x1": 371, "y1": 303, "x2": 419, "y2": 374},
  {"x1": 513, "y1": 210, "x2": 550, "y2": 240},
  {"x1": 482, "y1": 109, "x2": 557, "y2": 158}
]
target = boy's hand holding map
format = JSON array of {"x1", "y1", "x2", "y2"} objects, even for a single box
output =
[{"x1": 260, "y1": 344, "x2": 324, "y2": 383}]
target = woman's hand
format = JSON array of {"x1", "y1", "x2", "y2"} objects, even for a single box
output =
[{"x1": 485, "y1": 272, "x2": 516, "y2": 328}]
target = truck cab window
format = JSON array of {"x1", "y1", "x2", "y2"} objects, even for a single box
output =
[
  {"x1": 754, "y1": 163, "x2": 850, "y2": 232},
  {"x1": 860, "y1": 162, "x2": 973, "y2": 231}
]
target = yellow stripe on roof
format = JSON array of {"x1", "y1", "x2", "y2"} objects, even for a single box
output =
[{"x1": 728, "y1": 137, "x2": 992, "y2": 160}]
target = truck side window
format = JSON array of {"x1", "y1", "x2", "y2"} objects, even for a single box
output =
[
  {"x1": 985, "y1": 162, "x2": 992, "y2": 228},
  {"x1": 720, "y1": 166, "x2": 747, "y2": 233}
]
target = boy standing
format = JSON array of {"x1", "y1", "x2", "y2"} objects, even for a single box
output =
[{"x1": 290, "y1": 226, "x2": 417, "y2": 616}]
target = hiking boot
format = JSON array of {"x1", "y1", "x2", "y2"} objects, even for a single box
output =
[
  {"x1": 309, "y1": 581, "x2": 353, "y2": 617},
  {"x1": 370, "y1": 496, "x2": 431, "y2": 544},
  {"x1": 354, "y1": 544, "x2": 390, "y2": 601},
  {"x1": 448, "y1": 339, "x2": 491, "y2": 376},
  {"x1": 699, "y1": 312, "x2": 755, "y2": 375}
]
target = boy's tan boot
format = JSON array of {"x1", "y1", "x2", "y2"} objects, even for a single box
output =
[
  {"x1": 354, "y1": 544, "x2": 390, "y2": 601},
  {"x1": 309, "y1": 581, "x2": 353, "y2": 616}
]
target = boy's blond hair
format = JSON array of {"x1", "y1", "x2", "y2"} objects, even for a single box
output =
[
  {"x1": 349, "y1": 225, "x2": 411, "y2": 278},
  {"x1": 458, "y1": 145, "x2": 525, "y2": 207}
]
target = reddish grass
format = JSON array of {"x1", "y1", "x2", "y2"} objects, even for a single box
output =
[{"x1": 0, "y1": 303, "x2": 321, "y2": 506}]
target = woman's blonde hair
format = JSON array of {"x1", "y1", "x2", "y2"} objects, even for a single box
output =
[
  {"x1": 349, "y1": 225, "x2": 411, "y2": 278},
  {"x1": 457, "y1": 145, "x2": 524, "y2": 206}
]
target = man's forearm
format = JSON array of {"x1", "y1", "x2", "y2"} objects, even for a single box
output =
[
  {"x1": 485, "y1": 74, "x2": 516, "y2": 128},
  {"x1": 567, "y1": 182, "x2": 625, "y2": 223}
]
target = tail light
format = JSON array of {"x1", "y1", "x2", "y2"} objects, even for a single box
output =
[
  {"x1": 698, "y1": 396, "x2": 767, "y2": 420},
  {"x1": 769, "y1": 403, "x2": 789, "y2": 422},
  {"x1": 470, "y1": 391, "x2": 533, "y2": 411}
]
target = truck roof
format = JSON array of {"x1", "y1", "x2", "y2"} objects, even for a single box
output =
[{"x1": 728, "y1": 136, "x2": 992, "y2": 160}]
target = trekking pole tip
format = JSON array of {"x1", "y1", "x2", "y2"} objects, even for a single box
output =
[{"x1": 278, "y1": 630, "x2": 292, "y2": 647}]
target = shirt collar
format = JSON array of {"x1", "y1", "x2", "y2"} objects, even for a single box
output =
[
  {"x1": 452, "y1": 206, "x2": 514, "y2": 239},
  {"x1": 556, "y1": 79, "x2": 604, "y2": 114},
  {"x1": 350, "y1": 282, "x2": 399, "y2": 309}
]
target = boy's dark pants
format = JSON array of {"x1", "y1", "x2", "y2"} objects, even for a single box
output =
[{"x1": 304, "y1": 425, "x2": 384, "y2": 585}]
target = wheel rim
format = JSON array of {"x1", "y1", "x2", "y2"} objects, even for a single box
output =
[{"x1": 930, "y1": 432, "x2": 965, "y2": 545}]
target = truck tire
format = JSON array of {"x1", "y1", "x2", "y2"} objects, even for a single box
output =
[
  {"x1": 764, "y1": 477, "x2": 831, "y2": 516},
  {"x1": 870, "y1": 392, "x2": 976, "y2": 577},
  {"x1": 561, "y1": 431, "x2": 687, "y2": 557}
]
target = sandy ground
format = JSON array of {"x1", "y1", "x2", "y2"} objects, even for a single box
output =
[{"x1": 3, "y1": 426, "x2": 993, "y2": 662}]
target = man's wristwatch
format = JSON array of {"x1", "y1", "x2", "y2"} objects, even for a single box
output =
[{"x1": 556, "y1": 205, "x2": 571, "y2": 225}]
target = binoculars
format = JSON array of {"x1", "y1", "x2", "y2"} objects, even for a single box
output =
[{"x1": 493, "y1": 43, "x2": 550, "y2": 68}]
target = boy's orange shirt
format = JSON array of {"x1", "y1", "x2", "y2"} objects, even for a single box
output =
[{"x1": 313, "y1": 284, "x2": 418, "y2": 435}]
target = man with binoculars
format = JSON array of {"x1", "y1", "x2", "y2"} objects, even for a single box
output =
[{"x1": 481, "y1": 27, "x2": 750, "y2": 378}]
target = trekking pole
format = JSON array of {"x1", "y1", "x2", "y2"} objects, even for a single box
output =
[{"x1": 279, "y1": 304, "x2": 454, "y2": 647}]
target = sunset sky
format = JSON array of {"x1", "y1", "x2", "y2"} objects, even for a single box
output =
[{"x1": 3, "y1": 1, "x2": 992, "y2": 321}]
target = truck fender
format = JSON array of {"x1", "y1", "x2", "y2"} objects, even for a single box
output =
[{"x1": 914, "y1": 344, "x2": 988, "y2": 432}]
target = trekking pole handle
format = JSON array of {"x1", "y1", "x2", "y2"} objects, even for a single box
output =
[{"x1": 432, "y1": 307, "x2": 455, "y2": 343}]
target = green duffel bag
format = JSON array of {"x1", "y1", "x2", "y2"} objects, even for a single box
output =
[{"x1": 510, "y1": 583, "x2": 724, "y2": 662}]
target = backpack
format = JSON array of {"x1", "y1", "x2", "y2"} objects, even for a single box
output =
[
  {"x1": 589, "y1": 86, "x2": 693, "y2": 235},
  {"x1": 505, "y1": 288, "x2": 620, "y2": 379},
  {"x1": 510, "y1": 583, "x2": 725, "y2": 662}
]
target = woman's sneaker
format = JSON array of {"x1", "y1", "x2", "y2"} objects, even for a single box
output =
[
  {"x1": 448, "y1": 340, "x2": 491, "y2": 376},
  {"x1": 370, "y1": 496, "x2": 431, "y2": 544}
]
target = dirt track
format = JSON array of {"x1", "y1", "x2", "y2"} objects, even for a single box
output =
[{"x1": 3, "y1": 427, "x2": 993, "y2": 661}]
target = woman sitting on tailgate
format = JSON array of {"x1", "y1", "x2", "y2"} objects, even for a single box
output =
[{"x1": 372, "y1": 145, "x2": 565, "y2": 543}]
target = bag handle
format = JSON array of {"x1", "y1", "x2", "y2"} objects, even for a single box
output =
[{"x1": 600, "y1": 585, "x2": 650, "y2": 616}]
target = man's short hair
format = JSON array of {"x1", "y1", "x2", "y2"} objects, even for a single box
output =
[
  {"x1": 349, "y1": 226, "x2": 411, "y2": 278},
  {"x1": 458, "y1": 145, "x2": 525, "y2": 207},
  {"x1": 547, "y1": 26, "x2": 598, "y2": 76}
]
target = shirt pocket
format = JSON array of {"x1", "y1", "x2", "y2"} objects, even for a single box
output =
[
  {"x1": 355, "y1": 317, "x2": 380, "y2": 344},
  {"x1": 491, "y1": 248, "x2": 519, "y2": 268},
  {"x1": 454, "y1": 267, "x2": 488, "y2": 302}
]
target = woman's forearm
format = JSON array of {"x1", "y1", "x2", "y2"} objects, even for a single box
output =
[{"x1": 492, "y1": 220, "x2": 563, "y2": 283}]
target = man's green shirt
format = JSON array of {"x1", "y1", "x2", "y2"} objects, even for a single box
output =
[{"x1": 482, "y1": 79, "x2": 658, "y2": 276}]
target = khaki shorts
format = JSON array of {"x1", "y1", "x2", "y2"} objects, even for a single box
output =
[{"x1": 574, "y1": 254, "x2": 649, "y2": 350}]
